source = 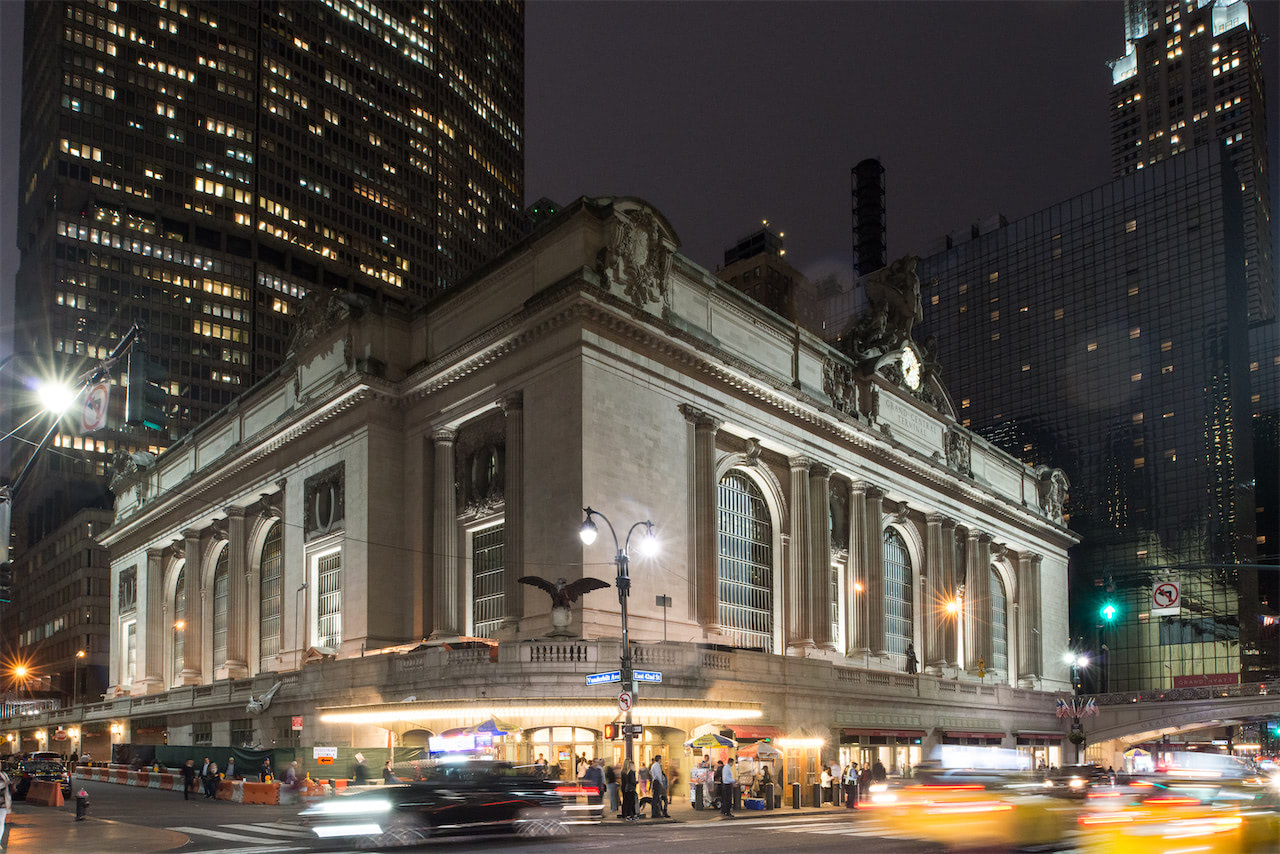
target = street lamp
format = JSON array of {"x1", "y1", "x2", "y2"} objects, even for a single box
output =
[
  {"x1": 1063, "y1": 651, "x2": 1089, "y2": 761},
  {"x1": 579, "y1": 506, "x2": 658, "y2": 766}
]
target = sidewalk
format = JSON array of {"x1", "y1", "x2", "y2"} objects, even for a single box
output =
[
  {"x1": 600, "y1": 792, "x2": 844, "y2": 824},
  {"x1": 4, "y1": 804, "x2": 186, "y2": 853}
]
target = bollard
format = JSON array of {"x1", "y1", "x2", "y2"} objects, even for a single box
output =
[
  {"x1": 763, "y1": 782, "x2": 774, "y2": 810},
  {"x1": 791, "y1": 781, "x2": 801, "y2": 809},
  {"x1": 733, "y1": 784, "x2": 742, "y2": 812},
  {"x1": 812, "y1": 782, "x2": 822, "y2": 808},
  {"x1": 76, "y1": 789, "x2": 89, "y2": 821}
]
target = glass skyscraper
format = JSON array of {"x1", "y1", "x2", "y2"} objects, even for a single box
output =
[{"x1": 917, "y1": 144, "x2": 1266, "y2": 690}]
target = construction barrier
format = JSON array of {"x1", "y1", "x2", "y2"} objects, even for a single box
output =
[
  {"x1": 26, "y1": 780, "x2": 66, "y2": 807},
  {"x1": 242, "y1": 782, "x2": 280, "y2": 805},
  {"x1": 74, "y1": 764, "x2": 288, "y2": 804}
]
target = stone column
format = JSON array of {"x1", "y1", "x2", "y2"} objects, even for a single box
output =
[
  {"x1": 680, "y1": 405, "x2": 721, "y2": 629},
  {"x1": 500, "y1": 394, "x2": 525, "y2": 628},
  {"x1": 180, "y1": 529, "x2": 204, "y2": 684},
  {"x1": 139, "y1": 548, "x2": 166, "y2": 692},
  {"x1": 1017, "y1": 553, "x2": 1043, "y2": 684},
  {"x1": 429, "y1": 427, "x2": 460, "y2": 639},
  {"x1": 941, "y1": 519, "x2": 958, "y2": 666},
  {"x1": 846, "y1": 481, "x2": 869, "y2": 657},
  {"x1": 809, "y1": 464, "x2": 833, "y2": 649},
  {"x1": 924, "y1": 514, "x2": 946, "y2": 668},
  {"x1": 963, "y1": 530, "x2": 992, "y2": 673},
  {"x1": 976, "y1": 534, "x2": 993, "y2": 670},
  {"x1": 865, "y1": 486, "x2": 886, "y2": 656},
  {"x1": 787, "y1": 456, "x2": 813, "y2": 648},
  {"x1": 221, "y1": 508, "x2": 249, "y2": 678}
]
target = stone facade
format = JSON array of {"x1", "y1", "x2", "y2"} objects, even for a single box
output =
[{"x1": 18, "y1": 198, "x2": 1078, "y2": 773}]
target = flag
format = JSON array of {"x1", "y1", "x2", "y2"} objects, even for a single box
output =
[{"x1": 1055, "y1": 699, "x2": 1069, "y2": 718}]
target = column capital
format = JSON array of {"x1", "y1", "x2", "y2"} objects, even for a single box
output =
[
  {"x1": 499, "y1": 391, "x2": 524, "y2": 414},
  {"x1": 431, "y1": 426, "x2": 457, "y2": 443},
  {"x1": 864, "y1": 484, "x2": 885, "y2": 501},
  {"x1": 678, "y1": 403, "x2": 722, "y2": 431},
  {"x1": 224, "y1": 506, "x2": 247, "y2": 520},
  {"x1": 788, "y1": 455, "x2": 815, "y2": 471},
  {"x1": 182, "y1": 529, "x2": 201, "y2": 542},
  {"x1": 809, "y1": 462, "x2": 832, "y2": 479},
  {"x1": 146, "y1": 546, "x2": 167, "y2": 560}
]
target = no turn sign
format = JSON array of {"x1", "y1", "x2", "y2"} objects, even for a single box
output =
[
  {"x1": 1151, "y1": 580, "x2": 1181, "y2": 616},
  {"x1": 618, "y1": 691, "x2": 633, "y2": 712}
]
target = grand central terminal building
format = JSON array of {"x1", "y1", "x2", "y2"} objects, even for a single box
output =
[{"x1": 15, "y1": 198, "x2": 1079, "y2": 782}]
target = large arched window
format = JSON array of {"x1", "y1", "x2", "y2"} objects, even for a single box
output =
[
  {"x1": 259, "y1": 522, "x2": 283, "y2": 660},
  {"x1": 990, "y1": 567, "x2": 1008, "y2": 674},
  {"x1": 173, "y1": 565, "x2": 186, "y2": 680},
  {"x1": 718, "y1": 470, "x2": 773, "y2": 653},
  {"x1": 883, "y1": 528, "x2": 914, "y2": 670},
  {"x1": 212, "y1": 547, "x2": 229, "y2": 671}
]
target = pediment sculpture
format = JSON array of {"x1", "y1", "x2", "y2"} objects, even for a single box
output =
[
  {"x1": 837, "y1": 255, "x2": 925, "y2": 370},
  {"x1": 1035, "y1": 466, "x2": 1069, "y2": 524},
  {"x1": 596, "y1": 204, "x2": 675, "y2": 311}
]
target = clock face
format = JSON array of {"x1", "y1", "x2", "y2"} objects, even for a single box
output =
[{"x1": 901, "y1": 346, "x2": 921, "y2": 390}]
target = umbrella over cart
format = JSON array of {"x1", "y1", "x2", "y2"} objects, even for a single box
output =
[
  {"x1": 684, "y1": 733, "x2": 738, "y2": 749},
  {"x1": 737, "y1": 741, "x2": 781, "y2": 760}
]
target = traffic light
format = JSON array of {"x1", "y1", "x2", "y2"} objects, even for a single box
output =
[
  {"x1": 1100, "y1": 601, "x2": 1119, "y2": 622},
  {"x1": 0, "y1": 562, "x2": 13, "y2": 604},
  {"x1": 125, "y1": 343, "x2": 167, "y2": 431},
  {"x1": 604, "y1": 722, "x2": 622, "y2": 740}
]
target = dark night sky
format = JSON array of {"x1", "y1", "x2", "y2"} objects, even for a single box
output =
[{"x1": 3, "y1": 1, "x2": 1278, "y2": 358}]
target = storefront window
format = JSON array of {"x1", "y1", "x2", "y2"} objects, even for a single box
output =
[{"x1": 529, "y1": 726, "x2": 598, "y2": 778}]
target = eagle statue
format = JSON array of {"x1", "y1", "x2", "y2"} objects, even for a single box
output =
[{"x1": 518, "y1": 576, "x2": 611, "y2": 637}]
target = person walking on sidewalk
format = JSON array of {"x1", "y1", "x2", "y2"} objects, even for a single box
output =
[
  {"x1": 0, "y1": 767, "x2": 12, "y2": 848},
  {"x1": 648, "y1": 755, "x2": 667, "y2": 818},
  {"x1": 620, "y1": 760, "x2": 638, "y2": 821},
  {"x1": 720, "y1": 759, "x2": 735, "y2": 816},
  {"x1": 203, "y1": 762, "x2": 220, "y2": 799},
  {"x1": 605, "y1": 761, "x2": 619, "y2": 815},
  {"x1": 181, "y1": 759, "x2": 197, "y2": 800}
]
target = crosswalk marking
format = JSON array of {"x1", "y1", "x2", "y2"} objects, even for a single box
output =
[
  {"x1": 167, "y1": 826, "x2": 291, "y2": 844},
  {"x1": 684, "y1": 815, "x2": 847, "y2": 830},
  {"x1": 220, "y1": 824, "x2": 312, "y2": 838}
]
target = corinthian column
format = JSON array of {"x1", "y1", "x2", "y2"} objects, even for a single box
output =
[
  {"x1": 223, "y1": 507, "x2": 249, "y2": 678},
  {"x1": 501, "y1": 394, "x2": 525, "y2": 628},
  {"x1": 680, "y1": 405, "x2": 721, "y2": 629},
  {"x1": 941, "y1": 519, "x2": 958, "y2": 665},
  {"x1": 139, "y1": 548, "x2": 165, "y2": 692},
  {"x1": 1017, "y1": 553, "x2": 1043, "y2": 684},
  {"x1": 846, "y1": 481, "x2": 869, "y2": 656},
  {"x1": 924, "y1": 513, "x2": 946, "y2": 668},
  {"x1": 429, "y1": 428, "x2": 460, "y2": 639},
  {"x1": 180, "y1": 529, "x2": 204, "y2": 684},
  {"x1": 809, "y1": 464, "x2": 833, "y2": 649},
  {"x1": 787, "y1": 457, "x2": 813, "y2": 648},
  {"x1": 865, "y1": 486, "x2": 886, "y2": 656}
]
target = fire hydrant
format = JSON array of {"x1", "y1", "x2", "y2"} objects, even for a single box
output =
[{"x1": 76, "y1": 789, "x2": 89, "y2": 821}]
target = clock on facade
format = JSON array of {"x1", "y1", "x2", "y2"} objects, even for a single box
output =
[{"x1": 901, "y1": 345, "x2": 922, "y2": 390}]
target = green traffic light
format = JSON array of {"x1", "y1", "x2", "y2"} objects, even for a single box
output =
[{"x1": 1101, "y1": 602, "x2": 1118, "y2": 621}]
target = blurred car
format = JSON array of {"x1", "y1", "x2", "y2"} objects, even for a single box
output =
[
  {"x1": 298, "y1": 761, "x2": 572, "y2": 846},
  {"x1": 1042, "y1": 764, "x2": 1113, "y2": 798},
  {"x1": 10, "y1": 759, "x2": 72, "y2": 799}
]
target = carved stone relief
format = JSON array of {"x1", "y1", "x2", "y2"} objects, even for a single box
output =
[
  {"x1": 596, "y1": 206, "x2": 674, "y2": 311},
  {"x1": 303, "y1": 462, "x2": 346, "y2": 540},
  {"x1": 944, "y1": 427, "x2": 972, "y2": 476}
]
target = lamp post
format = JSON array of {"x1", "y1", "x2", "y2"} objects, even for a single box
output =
[
  {"x1": 579, "y1": 506, "x2": 658, "y2": 766},
  {"x1": 1063, "y1": 651, "x2": 1089, "y2": 762}
]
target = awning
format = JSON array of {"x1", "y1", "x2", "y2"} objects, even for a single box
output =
[
  {"x1": 729, "y1": 725, "x2": 785, "y2": 740},
  {"x1": 842, "y1": 729, "x2": 927, "y2": 738},
  {"x1": 1016, "y1": 731, "x2": 1064, "y2": 743},
  {"x1": 942, "y1": 731, "x2": 1005, "y2": 739}
]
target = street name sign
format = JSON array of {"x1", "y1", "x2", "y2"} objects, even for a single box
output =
[
  {"x1": 634, "y1": 670, "x2": 662, "y2": 684},
  {"x1": 586, "y1": 670, "x2": 621, "y2": 685}
]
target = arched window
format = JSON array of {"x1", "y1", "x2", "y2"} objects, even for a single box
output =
[
  {"x1": 212, "y1": 547, "x2": 229, "y2": 671},
  {"x1": 259, "y1": 522, "x2": 283, "y2": 659},
  {"x1": 173, "y1": 565, "x2": 186, "y2": 680},
  {"x1": 718, "y1": 470, "x2": 773, "y2": 653},
  {"x1": 883, "y1": 528, "x2": 914, "y2": 670},
  {"x1": 990, "y1": 567, "x2": 1008, "y2": 673}
]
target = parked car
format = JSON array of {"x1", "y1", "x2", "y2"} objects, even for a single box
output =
[
  {"x1": 298, "y1": 761, "x2": 571, "y2": 846},
  {"x1": 11, "y1": 759, "x2": 72, "y2": 799}
]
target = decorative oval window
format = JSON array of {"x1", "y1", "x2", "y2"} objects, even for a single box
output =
[{"x1": 314, "y1": 485, "x2": 335, "y2": 531}]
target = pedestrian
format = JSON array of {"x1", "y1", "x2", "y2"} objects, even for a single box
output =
[
  {"x1": 576, "y1": 753, "x2": 588, "y2": 780},
  {"x1": 534, "y1": 753, "x2": 548, "y2": 771},
  {"x1": 201, "y1": 756, "x2": 211, "y2": 778},
  {"x1": 204, "y1": 761, "x2": 220, "y2": 798},
  {"x1": 181, "y1": 758, "x2": 197, "y2": 800},
  {"x1": 821, "y1": 765, "x2": 833, "y2": 803},
  {"x1": 620, "y1": 759, "x2": 638, "y2": 821},
  {"x1": 844, "y1": 762, "x2": 859, "y2": 807},
  {"x1": 285, "y1": 761, "x2": 300, "y2": 789},
  {"x1": 352, "y1": 755, "x2": 370, "y2": 786},
  {"x1": 721, "y1": 758, "x2": 735, "y2": 816},
  {"x1": 584, "y1": 759, "x2": 604, "y2": 808},
  {"x1": 638, "y1": 757, "x2": 650, "y2": 799},
  {"x1": 872, "y1": 759, "x2": 887, "y2": 783},
  {"x1": 858, "y1": 763, "x2": 871, "y2": 799},
  {"x1": 383, "y1": 760, "x2": 399, "y2": 783},
  {"x1": 225, "y1": 757, "x2": 236, "y2": 780},
  {"x1": 759, "y1": 763, "x2": 774, "y2": 806},
  {"x1": 0, "y1": 766, "x2": 12, "y2": 846},
  {"x1": 605, "y1": 761, "x2": 619, "y2": 814},
  {"x1": 260, "y1": 757, "x2": 272, "y2": 782},
  {"x1": 69, "y1": 750, "x2": 78, "y2": 767},
  {"x1": 648, "y1": 754, "x2": 667, "y2": 818}
]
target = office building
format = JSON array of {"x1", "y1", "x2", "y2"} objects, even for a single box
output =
[
  {"x1": 916, "y1": 144, "x2": 1269, "y2": 690},
  {"x1": 717, "y1": 227, "x2": 822, "y2": 334},
  {"x1": 9, "y1": 0, "x2": 523, "y2": 539}
]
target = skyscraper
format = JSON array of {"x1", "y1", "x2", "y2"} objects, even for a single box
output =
[
  {"x1": 916, "y1": 144, "x2": 1267, "y2": 689},
  {"x1": 10, "y1": 0, "x2": 524, "y2": 546}
]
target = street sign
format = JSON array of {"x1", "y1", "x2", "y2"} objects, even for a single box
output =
[
  {"x1": 618, "y1": 691, "x2": 633, "y2": 712},
  {"x1": 80, "y1": 382, "x2": 110, "y2": 433},
  {"x1": 586, "y1": 670, "x2": 621, "y2": 685},
  {"x1": 313, "y1": 746, "x2": 337, "y2": 765},
  {"x1": 1151, "y1": 580, "x2": 1181, "y2": 616},
  {"x1": 634, "y1": 670, "x2": 662, "y2": 684},
  {"x1": 625, "y1": 724, "x2": 644, "y2": 736},
  {"x1": 292, "y1": 715, "x2": 303, "y2": 731}
]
